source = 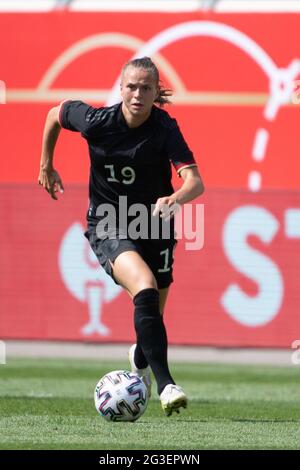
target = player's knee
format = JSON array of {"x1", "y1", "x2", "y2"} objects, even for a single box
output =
[
  {"x1": 128, "y1": 268, "x2": 157, "y2": 295},
  {"x1": 135, "y1": 277, "x2": 158, "y2": 294},
  {"x1": 133, "y1": 287, "x2": 160, "y2": 312}
]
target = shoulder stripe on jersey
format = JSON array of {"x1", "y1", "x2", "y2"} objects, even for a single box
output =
[
  {"x1": 177, "y1": 164, "x2": 198, "y2": 176},
  {"x1": 58, "y1": 99, "x2": 71, "y2": 127}
]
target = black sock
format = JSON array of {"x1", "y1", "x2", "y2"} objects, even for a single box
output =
[
  {"x1": 134, "y1": 343, "x2": 149, "y2": 369},
  {"x1": 133, "y1": 287, "x2": 175, "y2": 395}
]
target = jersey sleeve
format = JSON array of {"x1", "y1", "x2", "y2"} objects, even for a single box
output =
[
  {"x1": 166, "y1": 123, "x2": 197, "y2": 177},
  {"x1": 58, "y1": 100, "x2": 103, "y2": 137}
]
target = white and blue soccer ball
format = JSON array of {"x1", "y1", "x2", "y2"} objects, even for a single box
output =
[{"x1": 94, "y1": 370, "x2": 149, "y2": 422}]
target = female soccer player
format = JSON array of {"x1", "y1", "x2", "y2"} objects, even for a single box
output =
[{"x1": 38, "y1": 57, "x2": 204, "y2": 416}]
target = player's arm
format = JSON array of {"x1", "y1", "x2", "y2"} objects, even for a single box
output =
[
  {"x1": 153, "y1": 166, "x2": 204, "y2": 219},
  {"x1": 38, "y1": 105, "x2": 64, "y2": 200},
  {"x1": 171, "y1": 166, "x2": 204, "y2": 205}
]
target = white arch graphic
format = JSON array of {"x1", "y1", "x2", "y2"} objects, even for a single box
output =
[
  {"x1": 37, "y1": 32, "x2": 186, "y2": 94},
  {"x1": 8, "y1": 27, "x2": 288, "y2": 106},
  {"x1": 107, "y1": 21, "x2": 300, "y2": 120},
  {"x1": 107, "y1": 20, "x2": 277, "y2": 105}
]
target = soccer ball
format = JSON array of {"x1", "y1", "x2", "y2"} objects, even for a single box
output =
[{"x1": 94, "y1": 370, "x2": 149, "y2": 422}]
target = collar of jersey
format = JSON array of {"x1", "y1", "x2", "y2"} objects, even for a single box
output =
[{"x1": 117, "y1": 102, "x2": 155, "y2": 131}]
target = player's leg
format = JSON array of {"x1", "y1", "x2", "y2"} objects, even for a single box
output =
[
  {"x1": 109, "y1": 250, "x2": 177, "y2": 396},
  {"x1": 158, "y1": 287, "x2": 169, "y2": 316},
  {"x1": 108, "y1": 250, "x2": 157, "y2": 296},
  {"x1": 86, "y1": 230, "x2": 186, "y2": 414},
  {"x1": 85, "y1": 232, "x2": 156, "y2": 383},
  {"x1": 119, "y1": 286, "x2": 169, "y2": 315},
  {"x1": 115, "y1": 250, "x2": 187, "y2": 416},
  {"x1": 135, "y1": 238, "x2": 187, "y2": 415},
  {"x1": 122, "y1": 285, "x2": 168, "y2": 369},
  {"x1": 127, "y1": 286, "x2": 169, "y2": 398}
]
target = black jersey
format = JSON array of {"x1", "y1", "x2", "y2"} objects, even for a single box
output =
[{"x1": 59, "y1": 100, "x2": 197, "y2": 236}]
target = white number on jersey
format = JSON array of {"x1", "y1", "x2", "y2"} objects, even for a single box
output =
[
  {"x1": 158, "y1": 245, "x2": 176, "y2": 273},
  {"x1": 104, "y1": 164, "x2": 136, "y2": 185}
]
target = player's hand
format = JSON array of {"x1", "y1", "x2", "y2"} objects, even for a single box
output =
[
  {"x1": 38, "y1": 167, "x2": 64, "y2": 200},
  {"x1": 153, "y1": 196, "x2": 181, "y2": 221}
]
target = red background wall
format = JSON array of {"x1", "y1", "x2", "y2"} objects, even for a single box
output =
[{"x1": 1, "y1": 12, "x2": 300, "y2": 346}]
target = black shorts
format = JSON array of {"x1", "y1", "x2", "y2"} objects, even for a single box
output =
[{"x1": 84, "y1": 225, "x2": 177, "y2": 289}]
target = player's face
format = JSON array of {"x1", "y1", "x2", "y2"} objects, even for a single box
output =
[{"x1": 120, "y1": 66, "x2": 158, "y2": 125}]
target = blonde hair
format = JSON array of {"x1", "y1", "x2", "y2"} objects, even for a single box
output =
[{"x1": 121, "y1": 56, "x2": 172, "y2": 106}]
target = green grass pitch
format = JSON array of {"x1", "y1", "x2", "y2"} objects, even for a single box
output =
[{"x1": 0, "y1": 357, "x2": 300, "y2": 450}]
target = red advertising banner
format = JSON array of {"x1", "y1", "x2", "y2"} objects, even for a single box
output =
[
  {"x1": 0, "y1": 12, "x2": 300, "y2": 346},
  {"x1": 0, "y1": 186, "x2": 299, "y2": 347}
]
